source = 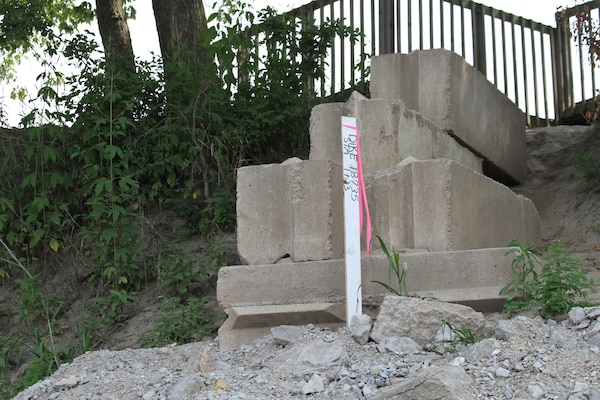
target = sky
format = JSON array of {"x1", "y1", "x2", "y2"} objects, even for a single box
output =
[{"x1": 0, "y1": 0, "x2": 582, "y2": 126}]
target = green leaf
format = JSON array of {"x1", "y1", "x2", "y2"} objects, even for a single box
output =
[
  {"x1": 49, "y1": 238, "x2": 60, "y2": 253},
  {"x1": 94, "y1": 178, "x2": 112, "y2": 195}
]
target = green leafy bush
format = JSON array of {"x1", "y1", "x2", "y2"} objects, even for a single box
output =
[
  {"x1": 501, "y1": 240, "x2": 597, "y2": 318},
  {"x1": 500, "y1": 239, "x2": 540, "y2": 314},
  {"x1": 532, "y1": 243, "x2": 597, "y2": 318},
  {"x1": 138, "y1": 296, "x2": 224, "y2": 347},
  {"x1": 0, "y1": 2, "x2": 365, "y2": 394}
]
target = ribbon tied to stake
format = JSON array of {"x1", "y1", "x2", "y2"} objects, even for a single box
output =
[{"x1": 342, "y1": 122, "x2": 372, "y2": 255}]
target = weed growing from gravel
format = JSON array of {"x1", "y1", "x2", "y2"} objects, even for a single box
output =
[
  {"x1": 424, "y1": 319, "x2": 485, "y2": 354},
  {"x1": 370, "y1": 236, "x2": 408, "y2": 296},
  {"x1": 500, "y1": 239, "x2": 541, "y2": 315},
  {"x1": 501, "y1": 240, "x2": 597, "y2": 318}
]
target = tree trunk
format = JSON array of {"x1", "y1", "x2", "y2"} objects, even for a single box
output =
[
  {"x1": 95, "y1": 0, "x2": 135, "y2": 75},
  {"x1": 151, "y1": 0, "x2": 208, "y2": 98}
]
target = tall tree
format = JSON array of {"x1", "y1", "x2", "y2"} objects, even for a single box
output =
[
  {"x1": 151, "y1": 0, "x2": 209, "y2": 102},
  {"x1": 95, "y1": 0, "x2": 135, "y2": 75}
]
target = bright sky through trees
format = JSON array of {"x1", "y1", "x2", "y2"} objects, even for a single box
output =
[{"x1": 0, "y1": 0, "x2": 584, "y2": 126}]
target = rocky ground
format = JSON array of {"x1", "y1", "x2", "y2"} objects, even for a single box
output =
[{"x1": 10, "y1": 124, "x2": 600, "y2": 399}]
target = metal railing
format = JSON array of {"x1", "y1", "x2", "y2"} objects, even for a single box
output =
[
  {"x1": 554, "y1": 0, "x2": 600, "y2": 122},
  {"x1": 244, "y1": 0, "x2": 600, "y2": 127}
]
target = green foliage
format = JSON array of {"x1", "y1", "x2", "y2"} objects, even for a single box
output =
[
  {"x1": 428, "y1": 320, "x2": 486, "y2": 353},
  {"x1": 370, "y1": 236, "x2": 409, "y2": 296},
  {"x1": 501, "y1": 240, "x2": 597, "y2": 318},
  {"x1": 138, "y1": 296, "x2": 224, "y2": 348},
  {"x1": 500, "y1": 239, "x2": 540, "y2": 314},
  {"x1": 0, "y1": 335, "x2": 21, "y2": 372},
  {"x1": 159, "y1": 254, "x2": 203, "y2": 298},
  {"x1": 0, "y1": 0, "x2": 94, "y2": 84},
  {"x1": 0, "y1": 2, "x2": 365, "y2": 394},
  {"x1": 572, "y1": 151, "x2": 600, "y2": 187},
  {"x1": 531, "y1": 243, "x2": 597, "y2": 318}
]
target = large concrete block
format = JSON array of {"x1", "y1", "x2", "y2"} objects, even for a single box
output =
[
  {"x1": 370, "y1": 49, "x2": 527, "y2": 185},
  {"x1": 217, "y1": 248, "x2": 517, "y2": 348},
  {"x1": 309, "y1": 102, "x2": 344, "y2": 161},
  {"x1": 357, "y1": 98, "x2": 482, "y2": 174},
  {"x1": 368, "y1": 159, "x2": 541, "y2": 252},
  {"x1": 309, "y1": 97, "x2": 481, "y2": 174},
  {"x1": 237, "y1": 158, "x2": 343, "y2": 265}
]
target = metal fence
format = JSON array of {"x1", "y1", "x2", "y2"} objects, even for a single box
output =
[
  {"x1": 267, "y1": 0, "x2": 600, "y2": 127},
  {"x1": 554, "y1": 0, "x2": 600, "y2": 123}
]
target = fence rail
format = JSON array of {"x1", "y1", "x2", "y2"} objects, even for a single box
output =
[{"x1": 262, "y1": 0, "x2": 600, "y2": 127}]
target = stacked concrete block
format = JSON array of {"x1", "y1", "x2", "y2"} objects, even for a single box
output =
[
  {"x1": 368, "y1": 158, "x2": 540, "y2": 252},
  {"x1": 310, "y1": 96, "x2": 482, "y2": 174},
  {"x1": 237, "y1": 158, "x2": 344, "y2": 265},
  {"x1": 220, "y1": 49, "x2": 541, "y2": 348},
  {"x1": 357, "y1": 99, "x2": 482, "y2": 174},
  {"x1": 371, "y1": 49, "x2": 527, "y2": 184}
]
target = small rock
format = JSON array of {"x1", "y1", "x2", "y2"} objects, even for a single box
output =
[
  {"x1": 569, "y1": 307, "x2": 588, "y2": 324},
  {"x1": 350, "y1": 314, "x2": 372, "y2": 345},
  {"x1": 377, "y1": 336, "x2": 423, "y2": 355},
  {"x1": 450, "y1": 357, "x2": 466, "y2": 366},
  {"x1": 52, "y1": 378, "x2": 78, "y2": 391},
  {"x1": 198, "y1": 347, "x2": 216, "y2": 372},
  {"x1": 213, "y1": 379, "x2": 229, "y2": 393},
  {"x1": 271, "y1": 325, "x2": 303, "y2": 345},
  {"x1": 302, "y1": 374, "x2": 325, "y2": 394},
  {"x1": 362, "y1": 384, "x2": 377, "y2": 397},
  {"x1": 586, "y1": 307, "x2": 600, "y2": 320},
  {"x1": 495, "y1": 320, "x2": 517, "y2": 340},
  {"x1": 169, "y1": 375, "x2": 206, "y2": 399},
  {"x1": 142, "y1": 390, "x2": 156, "y2": 400},
  {"x1": 574, "y1": 380, "x2": 590, "y2": 392},
  {"x1": 495, "y1": 367, "x2": 510, "y2": 378},
  {"x1": 588, "y1": 320, "x2": 600, "y2": 334},
  {"x1": 527, "y1": 384, "x2": 545, "y2": 399},
  {"x1": 463, "y1": 339, "x2": 499, "y2": 363}
]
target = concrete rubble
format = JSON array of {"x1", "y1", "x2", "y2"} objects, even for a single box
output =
[{"x1": 13, "y1": 300, "x2": 600, "y2": 400}]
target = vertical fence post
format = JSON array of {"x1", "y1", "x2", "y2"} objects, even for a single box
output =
[
  {"x1": 552, "y1": 10, "x2": 573, "y2": 124},
  {"x1": 379, "y1": 0, "x2": 395, "y2": 54},
  {"x1": 472, "y1": 3, "x2": 487, "y2": 76}
]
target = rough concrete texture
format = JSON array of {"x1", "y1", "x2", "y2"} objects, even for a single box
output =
[
  {"x1": 368, "y1": 158, "x2": 540, "y2": 252},
  {"x1": 236, "y1": 158, "x2": 343, "y2": 265},
  {"x1": 370, "y1": 296, "x2": 489, "y2": 345},
  {"x1": 309, "y1": 96, "x2": 482, "y2": 174},
  {"x1": 357, "y1": 98, "x2": 482, "y2": 174},
  {"x1": 370, "y1": 49, "x2": 527, "y2": 185},
  {"x1": 309, "y1": 102, "x2": 344, "y2": 161},
  {"x1": 217, "y1": 248, "x2": 516, "y2": 348}
]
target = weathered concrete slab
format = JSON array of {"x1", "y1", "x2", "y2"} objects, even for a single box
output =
[
  {"x1": 309, "y1": 96, "x2": 482, "y2": 174},
  {"x1": 368, "y1": 158, "x2": 541, "y2": 252},
  {"x1": 357, "y1": 99, "x2": 482, "y2": 174},
  {"x1": 218, "y1": 303, "x2": 345, "y2": 350},
  {"x1": 370, "y1": 49, "x2": 527, "y2": 185},
  {"x1": 309, "y1": 102, "x2": 344, "y2": 161},
  {"x1": 237, "y1": 157, "x2": 539, "y2": 264},
  {"x1": 217, "y1": 247, "x2": 517, "y2": 348},
  {"x1": 236, "y1": 158, "x2": 343, "y2": 265}
]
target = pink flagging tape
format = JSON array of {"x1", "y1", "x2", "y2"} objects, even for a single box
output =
[
  {"x1": 341, "y1": 122, "x2": 372, "y2": 255},
  {"x1": 355, "y1": 127, "x2": 372, "y2": 255}
]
